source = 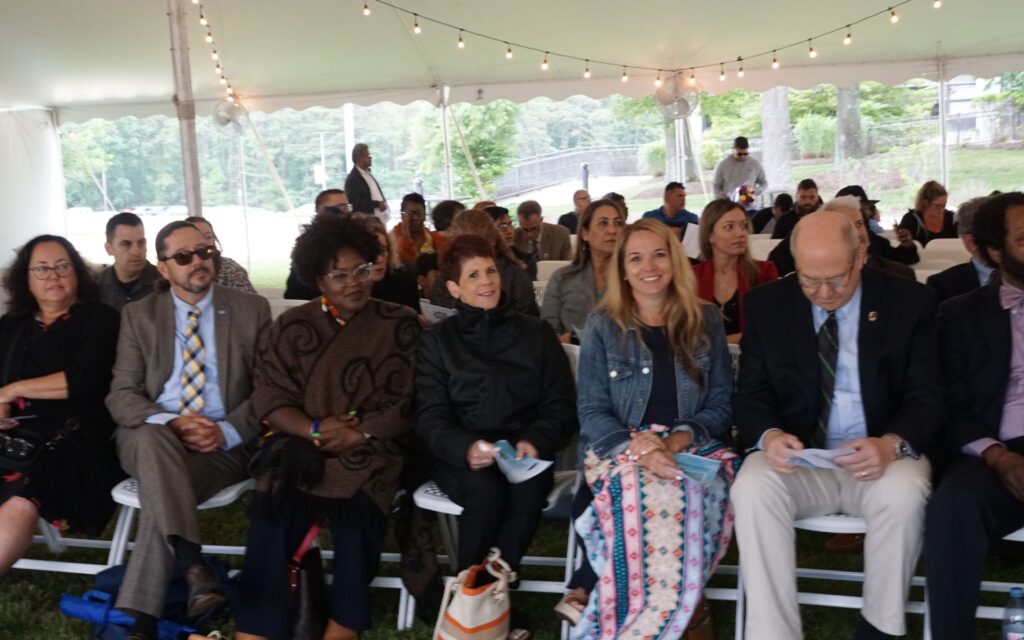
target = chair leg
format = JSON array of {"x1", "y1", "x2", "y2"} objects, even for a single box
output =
[
  {"x1": 107, "y1": 506, "x2": 136, "y2": 566},
  {"x1": 38, "y1": 518, "x2": 64, "y2": 554},
  {"x1": 735, "y1": 562, "x2": 745, "y2": 640},
  {"x1": 397, "y1": 585, "x2": 408, "y2": 630},
  {"x1": 438, "y1": 514, "x2": 459, "y2": 573},
  {"x1": 405, "y1": 590, "x2": 417, "y2": 629},
  {"x1": 923, "y1": 587, "x2": 932, "y2": 640}
]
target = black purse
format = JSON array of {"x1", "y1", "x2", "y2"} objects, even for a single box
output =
[
  {"x1": 288, "y1": 524, "x2": 328, "y2": 640},
  {"x1": 0, "y1": 418, "x2": 79, "y2": 471}
]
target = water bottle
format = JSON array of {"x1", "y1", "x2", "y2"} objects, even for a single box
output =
[{"x1": 1004, "y1": 586, "x2": 1024, "y2": 639}]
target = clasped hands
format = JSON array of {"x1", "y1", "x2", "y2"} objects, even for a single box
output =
[
  {"x1": 466, "y1": 439, "x2": 538, "y2": 470},
  {"x1": 168, "y1": 415, "x2": 225, "y2": 453},
  {"x1": 623, "y1": 430, "x2": 693, "y2": 481},
  {"x1": 763, "y1": 430, "x2": 896, "y2": 480},
  {"x1": 310, "y1": 413, "x2": 364, "y2": 455}
]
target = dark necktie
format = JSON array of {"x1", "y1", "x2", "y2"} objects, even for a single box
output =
[{"x1": 813, "y1": 311, "x2": 839, "y2": 448}]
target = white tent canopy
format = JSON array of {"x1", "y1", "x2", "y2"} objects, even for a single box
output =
[{"x1": 1, "y1": 0, "x2": 1022, "y2": 122}]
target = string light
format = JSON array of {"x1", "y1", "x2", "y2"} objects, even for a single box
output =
[
  {"x1": 193, "y1": 2, "x2": 239, "y2": 106},
  {"x1": 843, "y1": 27, "x2": 853, "y2": 45},
  {"x1": 214, "y1": 64, "x2": 223, "y2": 75},
  {"x1": 621, "y1": 67, "x2": 629, "y2": 83},
  {"x1": 736, "y1": 57, "x2": 744, "y2": 78},
  {"x1": 890, "y1": 8, "x2": 899, "y2": 23},
  {"x1": 688, "y1": 70, "x2": 696, "y2": 86},
  {"x1": 808, "y1": 39, "x2": 818, "y2": 58},
  {"x1": 583, "y1": 61, "x2": 591, "y2": 79},
  {"x1": 541, "y1": 53, "x2": 549, "y2": 70},
  {"x1": 719, "y1": 64, "x2": 726, "y2": 81},
  {"x1": 771, "y1": 51, "x2": 780, "y2": 69},
  {"x1": 219, "y1": 75, "x2": 227, "y2": 85},
  {"x1": 204, "y1": 32, "x2": 213, "y2": 43},
  {"x1": 505, "y1": 44, "x2": 513, "y2": 59},
  {"x1": 211, "y1": 50, "x2": 219, "y2": 61},
  {"x1": 654, "y1": 71, "x2": 663, "y2": 88},
  {"x1": 457, "y1": 30, "x2": 465, "y2": 48},
  {"x1": 413, "y1": 14, "x2": 421, "y2": 34},
  {"x1": 199, "y1": 14, "x2": 208, "y2": 26},
  {"x1": 363, "y1": 3, "x2": 371, "y2": 16},
  {"x1": 933, "y1": 0, "x2": 941, "y2": 7},
  {"x1": 190, "y1": 0, "x2": 198, "y2": 4}
]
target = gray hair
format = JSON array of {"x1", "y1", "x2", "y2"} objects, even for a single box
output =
[
  {"x1": 351, "y1": 143, "x2": 369, "y2": 163},
  {"x1": 820, "y1": 195, "x2": 863, "y2": 216},
  {"x1": 956, "y1": 196, "x2": 989, "y2": 236}
]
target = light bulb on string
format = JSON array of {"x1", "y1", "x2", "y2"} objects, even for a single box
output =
[
  {"x1": 211, "y1": 51, "x2": 219, "y2": 61},
  {"x1": 719, "y1": 64, "x2": 726, "y2": 81},
  {"x1": 772, "y1": 51, "x2": 780, "y2": 69},
  {"x1": 583, "y1": 61, "x2": 591, "y2": 79},
  {"x1": 199, "y1": 14, "x2": 208, "y2": 27},
  {"x1": 205, "y1": 32, "x2": 213, "y2": 44},
  {"x1": 808, "y1": 40, "x2": 817, "y2": 58},
  {"x1": 219, "y1": 75, "x2": 227, "y2": 85},
  {"x1": 541, "y1": 53, "x2": 549, "y2": 71},
  {"x1": 736, "y1": 57, "x2": 744, "y2": 78},
  {"x1": 890, "y1": 8, "x2": 899, "y2": 23},
  {"x1": 226, "y1": 86, "x2": 234, "y2": 96},
  {"x1": 363, "y1": 3, "x2": 370, "y2": 16},
  {"x1": 933, "y1": 0, "x2": 942, "y2": 7},
  {"x1": 688, "y1": 70, "x2": 696, "y2": 86},
  {"x1": 226, "y1": 95, "x2": 235, "y2": 104},
  {"x1": 190, "y1": 0, "x2": 198, "y2": 4},
  {"x1": 413, "y1": 15, "x2": 421, "y2": 34},
  {"x1": 843, "y1": 27, "x2": 852, "y2": 45},
  {"x1": 621, "y1": 67, "x2": 629, "y2": 83},
  {"x1": 505, "y1": 44, "x2": 513, "y2": 59},
  {"x1": 214, "y1": 64, "x2": 222, "y2": 75},
  {"x1": 654, "y1": 71, "x2": 663, "y2": 88},
  {"x1": 457, "y1": 31, "x2": 465, "y2": 48}
]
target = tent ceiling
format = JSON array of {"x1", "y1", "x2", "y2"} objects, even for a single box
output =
[{"x1": 1, "y1": 0, "x2": 1022, "y2": 122}]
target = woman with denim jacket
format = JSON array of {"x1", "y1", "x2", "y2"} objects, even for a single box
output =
[{"x1": 555, "y1": 219, "x2": 740, "y2": 640}]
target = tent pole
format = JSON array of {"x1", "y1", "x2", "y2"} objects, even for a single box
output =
[
  {"x1": 439, "y1": 86, "x2": 454, "y2": 199},
  {"x1": 937, "y1": 58, "x2": 949, "y2": 187},
  {"x1": 166, "y1": 0, "x2": 203, "y2": 216}
]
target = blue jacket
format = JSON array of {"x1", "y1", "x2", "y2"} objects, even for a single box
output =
[
  {"x1": 577, "y1": 305, "x2": 733, "y2": 460},
  {"x1": 641, "y1": 206, "x2": 699, "y2": 227}
]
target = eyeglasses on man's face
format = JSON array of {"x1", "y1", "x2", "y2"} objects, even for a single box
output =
[
  {"x1": 323, "y1": 262, "x2": 375, "y2": 285},
  {"x1": 159, "y1": 245, "x2": 218, "y2": 266},
  {"x1": 796, "y1": 263, "x2": 856, "y2": 293},
  {"x1": 29, "y1": 262, "x2": 74, "y2": 279}
]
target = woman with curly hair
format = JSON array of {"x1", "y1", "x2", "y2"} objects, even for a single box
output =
[{"x1": 234, "y1": 215, "x2": 421, "y2": 640}]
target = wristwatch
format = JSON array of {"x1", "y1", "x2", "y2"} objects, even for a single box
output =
[{"x1": 883, "y1": 434, "x2": 918, "y2": 460}]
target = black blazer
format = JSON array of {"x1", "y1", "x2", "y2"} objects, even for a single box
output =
[
  {"x1": 736, "y1": 267, "x2": 942, "y2": 453},
  {"x1": 937, "y1": 284, "x2": 1011, "y2": 452},
  {"x1": 343, "y1": 166, "x2": 383, "y2": 215},
  {"x1": 927, "y1": 262, "x2": 982, "y2": 304}
]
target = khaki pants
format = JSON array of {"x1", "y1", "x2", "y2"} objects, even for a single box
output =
[{"x1": 731, "y1": 451, "x2": 931, "y2": 639}]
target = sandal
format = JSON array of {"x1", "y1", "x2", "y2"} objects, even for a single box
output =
[{"x1": 553, "y1": 587, "x2": 588, "y2": 626}]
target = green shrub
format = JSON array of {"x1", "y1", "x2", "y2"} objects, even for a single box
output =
[
  {"x1": 794, "y1": 114, "x2": 836, "y2": 158},
  {"x1": 640, "y1": 141, "x2": 666, "y2": 175},
  {"x1": 700, "y1": 139, "x2": 725, "y2": 170}
]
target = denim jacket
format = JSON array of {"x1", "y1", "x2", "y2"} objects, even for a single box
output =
[{"x1": 577, "y1": 305, "x2": 734, "y2": 460}]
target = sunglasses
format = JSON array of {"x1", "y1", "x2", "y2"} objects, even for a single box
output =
[{"x1": 160, "y1": 245, "x2": 218, "y2": 266}]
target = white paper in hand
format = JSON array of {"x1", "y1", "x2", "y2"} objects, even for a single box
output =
[
  {"x1": 788, "y1": 447, "x2": 856, "y2": 470},
  {"x1": 492, "y1": 439, "x2": 552, "y2": 484},
  {"x1": 421, "y1": 302, "x2": 456, "y2": 325},
  {"x1": 681, "y1": 222, "x2": 701, "y2": 260}
]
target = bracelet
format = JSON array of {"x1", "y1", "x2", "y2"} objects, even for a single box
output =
[{"x1": 310, "y1": 418, "x2": 322, "y2": 447}]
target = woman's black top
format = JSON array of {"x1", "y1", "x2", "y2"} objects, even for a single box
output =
[{"x1": 639, "y1": 325, "x2": 679, "y2": 427}]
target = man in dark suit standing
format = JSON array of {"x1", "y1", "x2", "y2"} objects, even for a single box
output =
[
  {"x1": 344, "y1": 143, "x2": 388, "y2": 217},
  {"x1": 106, "y1": 221, "x2": 271, "y2": 640},
  {"x1": 925, "y1": 192, "x2": 1024, "y2": 639},
  {"x1": 731, "y1": 210, "x2": 941, "y2": 640},
  {"x1": 926, "y1": 195, "x2": 995, "y2": 303}
]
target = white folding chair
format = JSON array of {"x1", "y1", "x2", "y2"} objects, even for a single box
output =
[
  {"x1": 537, "y1": 260, "x2": 571, "y2": 282},
  {"x1": 534, "y1": 279, "x2": 548, "y2": 308},
  {"x1": 749, "y1": 238, "x2": 782, "y2": 261}
]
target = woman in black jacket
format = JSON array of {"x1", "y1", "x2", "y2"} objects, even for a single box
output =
[{"x1": 415, "y1": 234, "x2": 577, "y2": 576}]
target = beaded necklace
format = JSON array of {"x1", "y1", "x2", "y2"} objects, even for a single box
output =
[{"x1": 320, "y1": 295, "x2": 347, "y2": 328}]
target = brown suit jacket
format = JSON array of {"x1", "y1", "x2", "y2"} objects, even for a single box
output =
[
  {"x1": 516, "y1": 222, "x2": 573, "y2": 261},
  {"x1": 106, "y1": 285, "x2": 271, "y2": 443}
]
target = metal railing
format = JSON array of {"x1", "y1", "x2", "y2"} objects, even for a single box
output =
[{"x1": 494, "y1": 145, "x2": 642, "y2": 198}]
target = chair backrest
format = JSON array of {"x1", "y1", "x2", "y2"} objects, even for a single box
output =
[
  {"x1": 256, "y1": 287, "x2": 285, "y2": 300},
  {"x1": 749, "y1": 237, "x2": 782, "y2": 261},
  {"x1": 920, "y1": 238, "x2": 969, "y2": 263},
  {"x1": 536, "y1": 260, "x2": 571, "y2": 282},
  {"x1": 269, "y1": 298, "x2": 305, "y2": 320},
  {"x1": 569, "y1": 234, "x2": 577, "y2": 252},
  {"x1": 914, "y1": 268, "x2": 942, "y2": 284},
  {"x1": 561, "y1": 343, "x2": 580, "y2": 382}
]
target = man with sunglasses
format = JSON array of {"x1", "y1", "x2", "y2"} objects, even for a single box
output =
[
  {"x1": 730, "y1": 210, "x2": 942, "y2": 640},
  {"x1": 106, "y1": 220, "x2": 271, "y2": 640},
  {"x1": 712, "y1": 136, "x2": 768, "y2": 200}
]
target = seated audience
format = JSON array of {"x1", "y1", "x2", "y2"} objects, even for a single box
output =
[
  {"x1": 235, "y1": 215, "x2": 420, "y2": 640},
  {"x1": 601, "y1": 191, "x2": 628, "y2": 218},
  {"x1": 641, "y1": 182, "x2": 698, "y2": 238},
  {"x1": 515, "y1": 200, "x2": 573, "y2": 262},
  {"x1": 415, "y1": 253, "x2": 439, "y2": 301},
  {"x1": 416, "y1": 234, "x2": 577, "y2": 636},
  {"x1": 185, "y1": 216, "x2": 257, "y2": 294},
  {"x1": 541, "y1": 199, "x2": 623, "y2": 341},
  {"x1": 314, "y1": 188, "x2": 352, "y2": 216},
  {"x1": 898, "y1": 180, "x2": 957, "y2": 246},
  {"x1": 488, "y1": 206, "x2": 537, "y2": 280},
  {"x1": 835, "y1": 185, "x2": 919, "y2": 265},
  {"x1": 359, "y1": 214, "x2": 421, "y2": 312},
  {"x1": 0, "y1": 235, "x2": 122, "y2": 574},
  {"x1": 731, "y1": 210, "x2": 941, "y2": 639},
  {"x1": 390, "y1": 193, "x2": 447, "y2": 264},
  {"x1": 431, "y1": 199, "x2": 465, "y2": 235},
  {"x1": 473, "y1": 200, "x2": 497, "y2": 210},
  {"x1": 925, "y1": 192, "x2": 1024, "y2": 639},
  {"x1": 106, "y1": 221, "x2": 271, "y2": 640},
  {"x1": 561, "y1": 219, "x2": 737, "y2": 638},
  {"x1": 692, "y1": 199, "x2": 778, "y2": 341},
  {"x1": 429, "y1": 209, "x2": 538, "y2": 316},
  {"x1": 558, "y1": 189, "x2": 591, "y2": 234},
  {"x1": 771, "y1": 178, "x2": 822, "y2": 239},
  {"x1": 751, "y1": 192, "x2": 793, "y2": 235},
  {"x1": 284, "y1": 189, "x2": 352, "y2": 299},
  {"x1": 926, "y1": 196, "x2": 995, "y2": 302},
  {"x1": 99, "y1": 212, "x2": 160, "y2": 312}
]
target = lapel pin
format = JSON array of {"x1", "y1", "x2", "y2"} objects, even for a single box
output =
[{"x1": 868, "y1": 311, "x2": 878, "y2": 322}]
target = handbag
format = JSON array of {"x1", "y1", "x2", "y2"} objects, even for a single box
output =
[
  {"x1": 288, "y1": 524, "x2": 328, "y2": 640},
  {"x1": 434, "y1": 548, "x2": 515, "y2": 640},
  {"x1": 0, "y1": 418, "x2": 79, "y2": 471}
]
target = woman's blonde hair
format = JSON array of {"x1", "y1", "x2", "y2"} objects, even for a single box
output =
[
  {"x1": 355, "y1": 214, "x2": 399, "y2": 270},
  {"x1": 915, "y1": 180, "x2": 948, "y2": 213},
  {"x1": 599, "y1": 219, "x2": 708, "y2": 385},
  {"x1": 699, "y1": 198, "x2": 761, "y2": 287},
  {"x1": 450, "y1": 208, "x2": 522, "y2": 269}
]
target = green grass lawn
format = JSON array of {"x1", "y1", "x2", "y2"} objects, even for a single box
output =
[{"x1": 4, "y1": 499, "x2": 1020, "y2": 639}]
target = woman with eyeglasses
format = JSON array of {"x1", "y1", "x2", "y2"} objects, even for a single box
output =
[
  {"x1": 541, "y1": 198, "x2": 624, "y2": 343},
  {"x1": 486, "y1": 206, "x2": 538, "y2": 280},
  {"x1": 235, "y1": 215, "x2": 421, "y2": 640},
  {"x1": 692, "y1": 198, "x2": 779, "y2": 342},
  {"x1": 184, "y1": 216, "x2": 257, "y2": 294},
  {"x1": 898, "y1": 180, "x2": 957, "y2": 246},
  {"x1": 357, "y1": 214, "x2": 421, "y2": 312},
  {"x1": 0, "y1": 235, "x2": 122, "y2": 573},
  {"x1": 559, "y1": 220, "x2": 738, "y2": 638},
  {"x1": 416, "y1": 234, "x2": 577, "y2": 639},
  {"x1": 390, "y1": 193, "x2": 448, "y2": 265}
]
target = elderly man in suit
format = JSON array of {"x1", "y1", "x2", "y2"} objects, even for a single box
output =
[
  {"x1": 925, "y1": 192, "x2": 1024, "y2": 639},
  {"x1": 514, "y1": 200, "x2": 572, "y2": 262},
  {"x1": 731, "y1": 210, "x2": 942, "y2": 640},
  {"x1": 344, "y1": 143, "x2": 388, "y2": 218},
  {"x1": 926, "y1": 195, "x2": 995, "y2": 303},
  {"x1": 106, "y1": 221, "x2": 271, "y2": 640}
]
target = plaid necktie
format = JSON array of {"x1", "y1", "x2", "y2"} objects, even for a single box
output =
[
  {"x1": 813, "y1": 311, "x2": 839, "y2": 448},
  {"x1": 179, "y1": 307, "x2": 206, "y2": 415}
]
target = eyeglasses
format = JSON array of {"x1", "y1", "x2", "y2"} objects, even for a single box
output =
[
  {"x1": 29, "y1": 262, "x2": 74, "y2": 279},
  {"x1": 796, "y1": 264, "x2": 855, "y2": 293},
  {"x1": 402, "y1": 210, "x2": 426, "y2": 219},
  {"x1": 736, "y1": 151, "x2": 750, "y2": 157},
  {"x1": 495, "y1": 222, "x2": 513, "y2": 230},
  {"x1": 159, "y1": 245, "x2": 218, "y2": 266},
  {"x1": 323, "y1": 262, "x2": 375, "y2": 285}
]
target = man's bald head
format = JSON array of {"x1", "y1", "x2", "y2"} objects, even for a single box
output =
[
  {"x1": 820, "y1": 195, "x2": 868, "y2": 249},
  {"x1": 792, "y1": 210, "x2": 864, "y2": 311},
  {"x1": 573, "y1": 189, "x2": 591, "y2": 214}
]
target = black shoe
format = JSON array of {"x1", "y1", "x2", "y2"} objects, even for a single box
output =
[
  {"x1": 186, "y1": 562, "x2": 228, "y2": 622},
  {"x1": 854, "y1": 614, "x2": 895, "y2": 640}
]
